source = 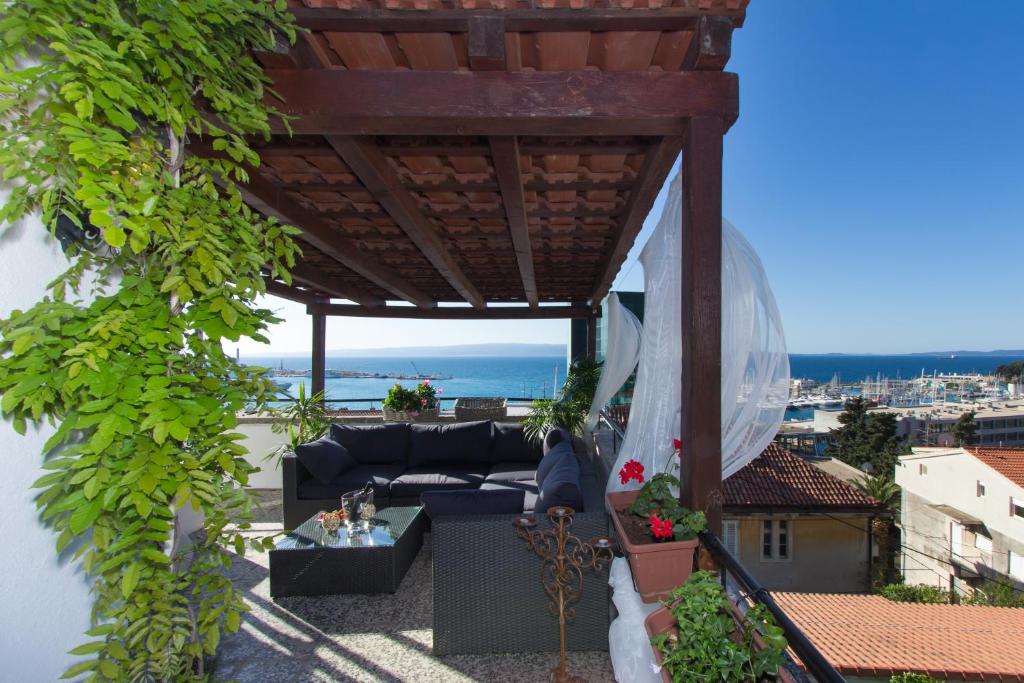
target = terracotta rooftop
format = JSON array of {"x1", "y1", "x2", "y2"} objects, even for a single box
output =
[
  {"x1": 966, "y1": 446, "x2": 1024, "y2": 489},
  {"x1": 723, "y1": 444, "x2": 881, "y2": 511},
  {"x1": 774, "y1": 592, "x2": 1024, "y2": 681}
]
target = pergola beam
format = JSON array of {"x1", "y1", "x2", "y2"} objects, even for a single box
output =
[
  {"x1": 278, "y1": 179, "x2": 636, "y2": 194},
  {"x1": 264, "y1": 70, "x2": 739, "y2": 136},
  {"x1": 290, "y1": 8, "x2": 744, "y2": 32},
  {"x1": 490, "y1": 136, "x2": 538, "y2": 307},
  {"x1": 289, "y1": 262, "x2": 384, "y2": 308},
  {"x1": 237, "y1": 171, "x2": 434, "y2": 308},
  {"x1": 325, "y1": 135, "x2": 486, "y2": 309},
  {"x1": 254, "y1": 143, "x2": 652, "y2": 157},
  {"x1": 590, "y1": 136, "x2": 683, "y2": 305},
  {"x1": 263, "y1": 278, "x2": 316, "y2": 305},
  {"x1": 307, "y1": 303, "x2": 600, "y2": 320}
]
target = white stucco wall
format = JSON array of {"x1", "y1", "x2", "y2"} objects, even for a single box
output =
[
  {"x1": 237, "y1": 420, "x2": 289, "y2": 489},
  {"x1": 0, "y1": 208, "x2": 95, "y2": 681}
]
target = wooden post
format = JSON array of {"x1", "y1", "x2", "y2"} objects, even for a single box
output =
[
  {"x1": 311, "y1": 307, "x2": 327, "y2": 398},
  {"x1": 679, "y1": 117, "x2": 724, "y2": 535},
  {"x1": 587, "y1": 315, "x2": 598, "y2": 360}
]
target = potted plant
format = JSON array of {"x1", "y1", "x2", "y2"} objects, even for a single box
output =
[
  {"x1": 382, "y1": 380, "x2": 440, "y2": 422},
  {"x1": 522, "y1": 357, "x2": 602, "y2": 442},
  {"x1": 267, "y1": 383, "x2": 330, "y2": 464},
  {"x1": 645, "y1": 570, "x2": 790, "y2": 683},
  {"x1": 606, "y1": 439, "x2": 706, "y2": 602}
]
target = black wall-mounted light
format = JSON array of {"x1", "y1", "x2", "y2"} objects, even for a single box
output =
[{"x1": 53, "y1": 213, "x2": 100, "y2": 254}]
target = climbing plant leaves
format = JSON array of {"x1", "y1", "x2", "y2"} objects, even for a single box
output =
[{"x1": 0, "y1": 0, "x2": 299, "y2": 680}]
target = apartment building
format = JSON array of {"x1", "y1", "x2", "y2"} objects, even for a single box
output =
[{"x1": 896, "y1": 446, "x2": 1024, "y2": 594}]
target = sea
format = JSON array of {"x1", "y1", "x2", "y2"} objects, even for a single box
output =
[{"x1": 244, "y1": 353, "x2": 1024, "y2": 411}]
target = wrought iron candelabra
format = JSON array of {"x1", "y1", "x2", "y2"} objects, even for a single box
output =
[{"x1": 514, "y1": 506, "x2": 614, "y2": 683}]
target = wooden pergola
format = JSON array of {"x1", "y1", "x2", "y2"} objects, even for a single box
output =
[{"x1": 212, "y1": 0, "x2": 750, "y2": 531}]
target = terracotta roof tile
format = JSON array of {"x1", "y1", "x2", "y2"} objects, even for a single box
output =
[
  {"x1": 966, "y1": 446, "x2": 1024, "y2": 489},
  {"x1": 774, "y1": 592, "x2": 1024, "y2": 681},
  {"x1": 723, "y1": 444, "x2": 880, "y2": 510}
]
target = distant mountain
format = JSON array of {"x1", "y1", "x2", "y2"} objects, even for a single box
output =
[
  {"x1": 323, "y1": 343, "x2": 565, "y2": 358},
  {"x1": 791, "y1": 350, "x2": 1024, "y2": 357},
  {"x1": 908, "y1": 350, "x2": 1024, "y2": 357}
]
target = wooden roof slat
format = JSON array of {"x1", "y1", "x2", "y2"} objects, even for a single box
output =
[
  {"x1": 468, "y1": 16, "x2": 506, "y2": 71},
  {"x1": 682, "y1": 15, "x2": 733, "y2": 71},
  {"x1": 326, "y1": 135, "x2": 486, "y2": 309},
  {"x1": 255, "y1": 143, "x2": 649, "y2": 157},
  {"x1": 264, "y1": 70, "x2": 739, "y2": 136},
  {"x1": 238, "y1": 171, "x2": 434, "y2": 308},
  {"x1": 308, "y1": 302, "x2": 600, "y2": 320},
  {"x1": 591, "y1": 135, "x2": 683, "y2": 305},
  {"x1": 263, "y1": 278, "x2": 316, "y2": 305},
  {"x1": 489, "y1": 135, "x2": 537, "y2": 308},
  {"x1": 289, "y1": 262, "x2": 384, "y2": 308},
  {"x1": 289, "y1": 8, "x2": 745, "y2": 33}
]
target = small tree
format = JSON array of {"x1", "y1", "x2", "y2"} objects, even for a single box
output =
[
  {"x1": 853, "y1": 474, "x2": 901, "y2": 588},
  {"x1": 952, "y1": 410, "x2": 978, "y2": 446},
  {"x1": 826, "y1": 397, "x2": 908, "y2": 479}
]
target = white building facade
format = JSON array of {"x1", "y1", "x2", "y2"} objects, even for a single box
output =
[{"x1": 896, "y1": 446, "x2": 1024, "y2": 595}]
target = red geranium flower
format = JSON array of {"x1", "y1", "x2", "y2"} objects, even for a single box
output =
[
  {"x1": 618, "y1": 459, "x2": 645, "y2": 485},
  {"x1": 673, "y1": 438, "x2": 682, "y2": 451},
  {"x1": 648, "y1": 513, "x2": 673, "y2": 540}
]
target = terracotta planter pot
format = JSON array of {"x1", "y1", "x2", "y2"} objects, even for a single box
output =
[
  {"x1": 644, "y1": 606, "x2": 796, "y2": 683},
  {"x1": 606, "y1": 490, "x2": 699, "y2": 603},
  {"x1": 382, "y1": 406, "x2": 439, "y2": 422}
]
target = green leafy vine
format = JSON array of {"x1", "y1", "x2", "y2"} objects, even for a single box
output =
[{"x1": 0, "y1": 1, "x2": 301, "y2": 680}]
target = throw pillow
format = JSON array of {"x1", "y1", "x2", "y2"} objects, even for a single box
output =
[
  {"x1": 294, "y1": 436, "x2": 356, "y2": 485},
  {"x1": 543, "y1": 426, "x2": 571, "y2": 455},
  {"x1": 536, "y1": 451, "x2": 584, "y2": 513},
  {"x1": 420, "y1": 488, "x2": 526, "y2": 519},
  {"x1": 536, "y1": 440, "x2": 574, "y2": 488}
]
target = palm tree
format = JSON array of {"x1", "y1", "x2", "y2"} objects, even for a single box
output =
[{"x1": 853, "y1": 474, "x2": 901, "y2": 589}]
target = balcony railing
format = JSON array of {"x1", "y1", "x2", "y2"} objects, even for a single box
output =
[
  {"x1": 597, "y1": 408, "x2": 845, "y2": 682},
  {"x1": 700, "y1": 531, "x2": 845, "y2": 682}
]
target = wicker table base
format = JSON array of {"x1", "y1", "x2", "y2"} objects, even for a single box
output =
[{"x1": 269, "y1": 506, "x2": 426, "y2": 598}]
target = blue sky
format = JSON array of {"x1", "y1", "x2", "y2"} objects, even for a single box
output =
[{"x1": 240, "y1": 1, "x2": 1024, "y2": 356}]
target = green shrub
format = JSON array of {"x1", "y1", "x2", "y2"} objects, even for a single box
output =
[
  {"x1": 890, "y1": 673, "x2": 941, "y2": 683},
  {"x1": 879, "y1": 583, "x2": 950, "y2": 604}
]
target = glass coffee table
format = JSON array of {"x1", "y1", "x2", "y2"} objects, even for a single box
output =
[{"x1": 269, "y1": 506, "x2": 426, "y2": 598}]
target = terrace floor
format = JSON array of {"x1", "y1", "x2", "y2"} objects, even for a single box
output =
[{"x1": 216, "y1": 492, "x2": 615, "y2": 682}]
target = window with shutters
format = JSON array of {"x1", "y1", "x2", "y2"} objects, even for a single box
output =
[
  {"x1": 722, "y1": 520, "x2": 739, "y2": 558},
  {"x1": 1010, "y1": 551, "x2": 1024, "y2": 580}
]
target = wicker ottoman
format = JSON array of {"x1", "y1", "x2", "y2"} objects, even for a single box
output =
[{"x1": 269, "y1": 506, "x2": 426, "y2": 597}]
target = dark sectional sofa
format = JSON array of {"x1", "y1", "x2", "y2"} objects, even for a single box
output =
[
  {"x1": 282, "y1": 419, "x2": 611, "y2": 655},
  {"x1": 283, "y1": 419, "x2": 578, "y2": 529}
]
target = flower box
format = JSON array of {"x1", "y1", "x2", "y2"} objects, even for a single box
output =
[
  {"x1": 606, "y1": 490, "x2": 700, "y2": 604},
  {"x1": 644, "y1": 605, "x2": 796, "y2": 683}
]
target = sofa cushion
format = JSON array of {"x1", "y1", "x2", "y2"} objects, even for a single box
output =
[
  {"x1": 536, "y1": 440, "x2": 574, "y2": 488},
  {"x1": 296, "y1": 464, "x2": 404, "y2": 500},
  {"x1": 330, "y1": 423, "x2": 409, "y2": 466},
  {"x1": 420, "y1": 488, "x2": 526, "y2": 519},
  {"x1": 480, "y1": 480, "x2": 539, "y2": 513},
  {"x1": 543, "y1": 426, "x2": 572, "y2": 455},
  {"x1": 389, "y1": 466, "x2": 487, "y2": 498},
  {"x1": 408, "y1": 420, "x2": 492, "y2": 468},
  {"x1": 294, "y1": 436, "x2": 356, "y2": 485},
  {"x1": 536, "y1": 452, "x2": 583, "y2": 513},
  {"x1": 486, "y1": 462, "x2": 539, "y2": 483},
  {"x1": 491, "y1": 422, "x2": 543, "y2": 464}
]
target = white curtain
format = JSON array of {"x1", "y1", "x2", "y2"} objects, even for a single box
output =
[
  {"x1": 586, "y1": 293, "x2": 643, "y2": 432},
  {"x1": 605, "y1": 172, "x2": 789, "y2": 493}
]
